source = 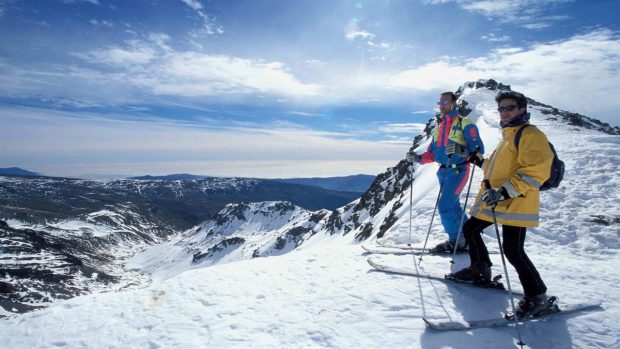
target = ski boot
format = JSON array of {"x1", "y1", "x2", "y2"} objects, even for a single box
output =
[
  {"x1": 445, "y1": 262, "x2": 506, "y2": 289},
  {"x1": 505, "y1": 295, "x2": 560, "y2": 320},
  {"x1": 429, "y1": 238, "x2": 468, "y2": 254}
]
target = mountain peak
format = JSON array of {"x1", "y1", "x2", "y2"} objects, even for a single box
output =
[
  {"x1": 457, "y1": 79, "x2": 512, "y2": 95},
  {"x1": 0, "y1": 167, "x2": 40, "y2": 177},
  {"x1": 456, "y1": 79, "x2": 620, "y2": 135}
]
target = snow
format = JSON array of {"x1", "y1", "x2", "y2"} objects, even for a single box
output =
[
  {"x1": 1, "y1": 85, "x2": 619, "y2": 348},
  {"x1": 47, "y1": 219, "x2": 118, "y2": 238},
  {"x1": 1, "y1": 241, "x2": 617, "y2": 348},
  {"x1": 7, "y1": 216, "x2": 119, "y2": 238}
]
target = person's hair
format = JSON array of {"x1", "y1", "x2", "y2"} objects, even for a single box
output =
[
  {"x1": 495, "y1": 91, "x2": 527, "y2": 109},
  {"x1": 441, "y1": 91, "x2": 457, "y2": 102}
]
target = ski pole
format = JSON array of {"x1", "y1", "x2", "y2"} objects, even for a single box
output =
[
  {"x1": 418, "y1": 154, "x2": 452, "y2": 266},
  {"x1": 405, "y1": 156, "x2": 429, "y2": 319},
  {"x1": 483, "y1": 179, "x2": 525, "y2": 348},
  {"x1": 407, "y1": 162, "x2": 414, "y2": 247},
  {"x1": 450, "y1": 163, "x2": 476, "y2": 264}
]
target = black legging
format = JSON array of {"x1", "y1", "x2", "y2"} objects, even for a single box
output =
[{"x1": 463, "y1": 216, "x2": 547, "y2": 297}]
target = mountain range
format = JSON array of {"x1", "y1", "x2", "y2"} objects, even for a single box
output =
[
  {"x1": 0, "y1": 168, "x2": 374, "y2": 194},
  {"x1": 0, "y1": 175, "x2": 363, "y2": 314}
]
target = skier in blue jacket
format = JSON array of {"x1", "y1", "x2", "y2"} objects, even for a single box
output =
[{"x1": 407, "y1": 92, "x2": 485, "y2": 252}]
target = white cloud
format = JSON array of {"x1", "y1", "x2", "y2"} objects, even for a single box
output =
[
  {"x1": 460, "y1": 0, "x2": 521, "y2": 16},
  {"x1": 3, "y1": 23, "x2": 618, "y2": 127},
  {"x1": 367, "y1": 41, "x2": 395, "y2": 50},
  {"x1": 95, "y1": 33, "x2": 172, "y2": 59},
  {"x1": 180, "y1": 0, "x2": 202, "y2": 11},
  {"x1": 190, "y1": 12, "x2": 224, "y2": 36},
  {"x1": 180, "y1": 0, "x2": 223, "y2": 36},
  {"x1": 75, "y1": 40, "x2": 157, "y2": 67},
  {"x1": 379, "y1": 123, "x2": 427, "y2": 134},
  {"x1": 0, "y1": 0, "x2": 15, "y2": 17},
  {"x1": 481, "y1": 33, "x2": 510, "y2": 42},
  {"x1": 345, "y1": 18, "x2": 375, "y2": 41},
  {"x1": 89, "y1": 19, "x2": 114, "y2": 28},
  {"x1": 304, "y1": 59, "x2": 326, "y2": 68},
  {"x1": 346, "y1": 30, "x2": 375, "y2": 41},
  {"x1": 388, "y1": 61, "x2": 479, "y2": 91},
  {"x1": 70, "y1": 38, "x2": 322, "y2": 98},
  {"x1": 1, "y1": 45, "x2": 320, "y2": 105},
  {"x1": 386, "y1": 29, "x2": 620, "y2": 126},
  {"x1": 289, "y1": 111, "x2": 325, "y2": 117},
  {"x1": 424, "y1": 0, "x2": 573, "y2": 29},
  {"x1": 521, "y1": 22, "x2": 552, "y2": 30},
  {"x1": 142, "y1": 53, "x2": 322, "y2": 97},
  {"x1": 60, "y1": 0, "x2": 100, "y2": 4},
  {"x1": 147, "y1": 33, "x2": 172, "y2": 52}
]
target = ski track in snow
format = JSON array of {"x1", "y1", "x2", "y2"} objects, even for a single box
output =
[{"x1": 1, "y1": 86, "x2": 619, "y2": 348}]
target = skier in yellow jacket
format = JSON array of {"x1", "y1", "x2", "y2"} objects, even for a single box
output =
[{"x1": 448, "y1": 91, "x2": 554, "y2": 318}]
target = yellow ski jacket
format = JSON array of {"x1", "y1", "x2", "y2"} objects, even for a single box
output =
[{"x1": 470, "y1": 123, "x2": 554, "y2": 227}]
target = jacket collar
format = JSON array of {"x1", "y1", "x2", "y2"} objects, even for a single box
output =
[
  {"x1": 500, "y1": 112, "x2": 530, "y2": 128},
  {"x1": 443, "y1": 109, "x2": 459, "y2": 121}
]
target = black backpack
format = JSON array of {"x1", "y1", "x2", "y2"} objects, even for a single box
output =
[{"x1": 514, "y1": 124, "x2": 565, "y2": 191}]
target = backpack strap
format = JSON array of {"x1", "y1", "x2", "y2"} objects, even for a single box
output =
[
  {"x1": 452, "y1": 116, "x2": 463, "y2": 136},
  {"x1": 514, "y1": 124, "x2": 532, "y2": 150}
]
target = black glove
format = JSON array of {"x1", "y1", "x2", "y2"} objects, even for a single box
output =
[
  {"x1": 467, "y1": 151, "x2": 484, "y2": 167},
  {"x1": 406, "y1": 150, "x2": 420, "y2": 163},
  {"x1": 482, "y1": 187, "x2": 510, "y2": 206}
]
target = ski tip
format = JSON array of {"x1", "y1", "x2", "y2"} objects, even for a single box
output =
[
  {"x1": 366, "y1": 257, "x2": 389, "y2": 271},
  {"x1": 572, "y1": 301, "x2": 604, "y2": 311},
  {"x1": 546, "y1": 296, "x2": 603, "y2": 311},
  {"x1": 423, "y1": 317, "x2": 467, "y2": 331},
  {"x1": 366, "y1": 257, "x2": 380, "y2": 268},
  {"x1": 422, "y1": 317, "x2": 446, "y2": 330}
]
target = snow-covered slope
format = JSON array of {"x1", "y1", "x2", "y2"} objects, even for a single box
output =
[
  {"x1": 1, "y1": 80, "x2": 618, "y2": 348},
  {"x1": 123, "y1": 159, "x2": 416, "y2": 278},
  {"x1": 126, "y1": 201, "x2": 333, "y2": 279},
  {"x1": 0, "y1": 203, "x2": 159, "y2": 315}
]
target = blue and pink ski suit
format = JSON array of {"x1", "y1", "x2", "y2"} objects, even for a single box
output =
[{"x1": 418, "y1": 110, "x2": 485, "y2": 240}]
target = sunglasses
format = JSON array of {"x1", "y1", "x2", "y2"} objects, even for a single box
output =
[
  {"x1": 437, "y1": 99, "x2": 451, "y2": 106},
  {"x1": 497, "y1": 105, "x2": 519, "y2": 112}
]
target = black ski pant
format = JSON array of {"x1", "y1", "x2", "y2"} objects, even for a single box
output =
[{"x1": 462, "y1": 216, "x2": 547, "y2": 297}]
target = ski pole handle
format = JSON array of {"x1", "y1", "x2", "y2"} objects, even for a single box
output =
[
  {"x1": 483, "y1": 179, "x2": 491, "y2": 190},
  {"x1": 483, "y1": 179, "x2": 498, "y2": 209}
]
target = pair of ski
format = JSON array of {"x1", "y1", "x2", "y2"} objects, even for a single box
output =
[
  {"x1": 362, "y1": 240, "x2": 499, "y2": 256},
  {"x1": 367, "y1": 257, "x2": 602, "y2": 331}
]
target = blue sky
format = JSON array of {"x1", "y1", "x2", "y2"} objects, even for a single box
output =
[{"x1": 1, "y1": 0, "x2": 619, "y2": 178}]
